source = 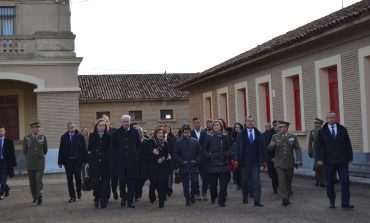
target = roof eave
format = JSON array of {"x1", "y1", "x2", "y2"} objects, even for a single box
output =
[{"x1": 176, "y1": 13, "x2": 370, "y2": 90}]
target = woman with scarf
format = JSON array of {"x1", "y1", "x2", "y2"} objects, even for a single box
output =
[
  {"x1": 203, "y1": 120, "x2": 231, "y2": 207},
  {"x1": 87, "y1": 119, "x2": 111, "y2": 209},
  {"x1": 144, "y1": 126, "x2": 171, "y2": 208}
]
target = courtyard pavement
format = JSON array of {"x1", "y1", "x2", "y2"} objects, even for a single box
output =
[{"x1": 0, "y1": 173, "x2": 369, "y2": 223}]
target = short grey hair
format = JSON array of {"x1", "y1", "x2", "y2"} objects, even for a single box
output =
[{"x1": 120, "y1": 114, "x2": 131, "y2": 121}]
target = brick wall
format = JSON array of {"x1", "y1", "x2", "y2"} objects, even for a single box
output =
[
  {"x1": 79, "y1": 100, "x2": 190, "y2": 134},
  {"x1": 37, "y1": 92, "x2": 80, "y2": 148}
]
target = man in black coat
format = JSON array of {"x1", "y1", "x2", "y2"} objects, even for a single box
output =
[
  {"x1": 316, "y1": 112, "x2": 354, "y2": 209},
  {"x1": 234, "y1": 116, "x2": 266, "y2": 207},
  {"x1": 191, "y1": 117, "x2": 208, "y2": 201},
  {"x1": 58, "y1": 122, "x2": 86, "y2": 202},
  {"x1": 0, "y1": 126, "x2": 17, "y2": 200},
  {"x1": 174, "y1": 124, "x2": 202, "y2": 206},
  {"x1": 112, "y1": 115, "x2": 141, "y2": 208}
]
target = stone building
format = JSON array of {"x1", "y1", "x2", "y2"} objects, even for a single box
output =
[
  {"x1": 0, "y1": 0, "x2": 81, "y2": 149},
  {"x1": 176, "y1": 0, "x2": 370, "y2": 176},
  {"x1": 78, "y1": 73, "x2": 197, "y2": 133}
]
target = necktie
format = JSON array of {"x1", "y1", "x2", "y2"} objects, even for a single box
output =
[
  {"x1": 331, "y1": 126, "x2": 335, "y2": 138},
  {"x1": 249, "y1": 130, "x2": 253, "y2": 144},
  {"x1": 0, "y1": 138, "x2": 3, "y2": 160}
]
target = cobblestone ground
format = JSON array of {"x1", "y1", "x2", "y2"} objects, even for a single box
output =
[{"x1": 0, "y1": 173, "x2": 369, "y2": 223}]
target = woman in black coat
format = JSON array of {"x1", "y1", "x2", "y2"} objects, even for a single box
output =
[
  {"x1": 135, "y1": 127, "x2": 149, "y2": 201},
  {"x1": 203, "y1": 120, "x2": 231, "y2": 207},
  {"x1": 87, "y1": 119, "x2": 111, "y2": 209},
  {"x1": 164, "y1": 124, "x2": 177, "y2": 196},
  {"x1": 144, "y1": 127, "x2": 171, "y2": 208}
]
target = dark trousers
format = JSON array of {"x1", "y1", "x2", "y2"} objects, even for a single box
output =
[
  {"x1": 232, "y1": 167, "x2": 242, "y2": 187},
  {"x1": 209, "y1": 172, "x2": 228, "y2": 206},
  {"x1": 267, "y1": 161, "x2": 279, "y2": 191},
  {"x1": 119, "y1": 178, "x2": 136, "y2": 205},
  {"x1": 241, "y1": 166, "x2": 261, "y2": 203},
  {"x1": 111, "y1": 177, "x2": 119, "y2": 196},
  {"x1": 168, "y1": 172, "x2": 173, "y2": 194},
  {"x1": 0, "y1": 160, "x2": 8, "y2": 196},
  {"x1": 276, "y1": 168, "x2": 294, "y2": 201},
  {"x1": 149, "y1": 178, "x2": 168, "y2": 206},
  {"x1": 181, "y1": 173, "x2": 199, "y2": 201},
  {"x1": 27, "y1": 169, "x2": 44, "y2": 199},
  {"x1": 200, "y1": 167, "x2": 209, "y2": 195},
  {"x1": 64, "y1": 161, "x2": 82, "y2": 198},
  {"x1": 325, "y1": 163, "x2": 350, "y2": 206},
  {"x1": 135, "y1": 178, "x2": 146, "y2": 199},
  {"x1": 92, "y1": 176, "x2": 110, "y2": 204},
  {"x1": 314, "y1": 162, "x2": 326, "y2": 184}
]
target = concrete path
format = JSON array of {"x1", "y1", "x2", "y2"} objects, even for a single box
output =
[{"x1": 1, "y1": 173, "x2": 369, "y2": 223}]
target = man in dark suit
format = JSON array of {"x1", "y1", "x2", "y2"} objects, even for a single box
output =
[
  {"x1": 316, "y1": 112, "x2": 354, "y2": 209},
  {"x1": 112, "y1": 114, "x2": 141, "y2": 208},
  {"x1": 234, "y1": 116, "x2": 266, "y2": 207},
  {"x1": 58, "y1": 122, "x2": 86, "y2": 202},
  {"x1": 191, "y1": 117, "x2": 208, "y2": 201},
  {"x1": 0, "y1": 126, "x2": 17, "y2": 200}
]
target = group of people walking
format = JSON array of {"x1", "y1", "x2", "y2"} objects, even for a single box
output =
[{"x1": 0, "y1": 111, "x2": 354, "y2": 211}]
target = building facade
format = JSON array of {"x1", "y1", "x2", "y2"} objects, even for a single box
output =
[
  {"x1": 0, "y1": 0, "x2": 81, "y2": 150},
  {"x1": 177, "y1": 1, "x2": 370, "y2": 177},
  {"x1": 78, "y1": 73, "x2": 197, "y2": 133}
]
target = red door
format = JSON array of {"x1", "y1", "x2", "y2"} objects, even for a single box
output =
[
  {"x1": 328, "y1": 67, "x2": 340, "y2": 123},
  {"x1": 0, "y1": 96, "x2": 19, "y2": 140},
  {"x1": 293, "y1": 76, "x2": 302, "y2": 131},
  {"x1": 264, "y1": 83, "x2": 271, "y2": 123}
]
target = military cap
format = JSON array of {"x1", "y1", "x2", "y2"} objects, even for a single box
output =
[
  {"x1": 29, "y1": 121, "x2": 41, "y2": 128},
  {"x1": 314, "y1": 118, "x2": 324, "y2": 124},
  {"x1": 278, "y1": 120, "x2": 290, "y2": 127}
]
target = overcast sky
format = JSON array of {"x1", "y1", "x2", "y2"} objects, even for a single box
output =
[{"x1": 70, "y1": 0, "x2": 361, "y2": 75}]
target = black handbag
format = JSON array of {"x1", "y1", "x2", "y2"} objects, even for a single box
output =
[{"x1": 82, "y1": 165, "x2": 93, "y2": 191}]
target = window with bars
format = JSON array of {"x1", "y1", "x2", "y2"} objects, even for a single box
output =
[
  {"x1": 160, "y1": 110, "x2": 174, "y2": 120},
  {"x1": 0, "y1": 7, "x2": 15, "y2": 35},
  {"x1": 129, "y1": 110, "x2": 142, "y2": 122}
]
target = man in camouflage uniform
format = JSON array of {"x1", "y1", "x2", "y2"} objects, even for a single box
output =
[
  {"x1": 308, "y1": 118, "x2": 325, "y2": 187},
  {"x1": 268, "y1": 121, "x2": 302, "y2": 207},
  {"x1": 23, "y1": 122, "x2": 48, "y2": 205}
]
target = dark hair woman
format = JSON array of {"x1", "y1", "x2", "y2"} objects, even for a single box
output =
[
  {"x1": 231, "y1": 123, "x2": 244, "y2": 190},
  {"x1": 87, "y1": 119, "x2": 111, "y2": 209},
  {"x1": 203, "y1": 120, "x2": 231, "y2": 207},
  {"x1": 144, "y1": 127, "x2": 171, "y2": 208}
]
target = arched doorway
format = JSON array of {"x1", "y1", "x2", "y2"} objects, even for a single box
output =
[{"x1": 0, "y1": 79, "x2": 38, "y2": 140}]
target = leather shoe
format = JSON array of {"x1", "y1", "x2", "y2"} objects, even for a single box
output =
[
  {"x1": 68, "y1": 197, "x2": 76, "y2": 203},
  {"x1": 32, "y1": 198, "x2": 37, "y2": 203},
  {"x1": 341, "y1": 204, "x2": 354, "y2": 209},
  {"x1": 273, "y1": 189, "x2": 278, "y2": 195},
  {"x1": 121, "y1": 199, "x2": 126, "y2": 207},
  {"x1": 113, "y1": 191, "x2": 119, "y2": 200},
  {"x1": 128, "y1": 204, "x2": 135, "y2": 208},
  {"x1": 219, "y1": 203, "x2": 226, "y2": 207},
  {"x1": 330, "y1": 204, "x2": 336, "y2": 208},
  {"x1": 4, "y1": 191, "x2": 9, "y2": 197},
  {"x1": 186, "y1": 201, "x2": 191, "y2": 206},
  {"x1": 37, "y1": 197, "x2": 42, "y2": 205},
  {"x1": 77, "y1": 193, "x2": 82, "y2": 199},
  {"x1": 243, "y1": 198, "x2": 248, "y2": 204},
  {"x1": 254, "y1": 202, "x2": 264, "y2": 207},
  {"x1": 100, "y1": 202, "x2": 107, "y2": 209}
]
